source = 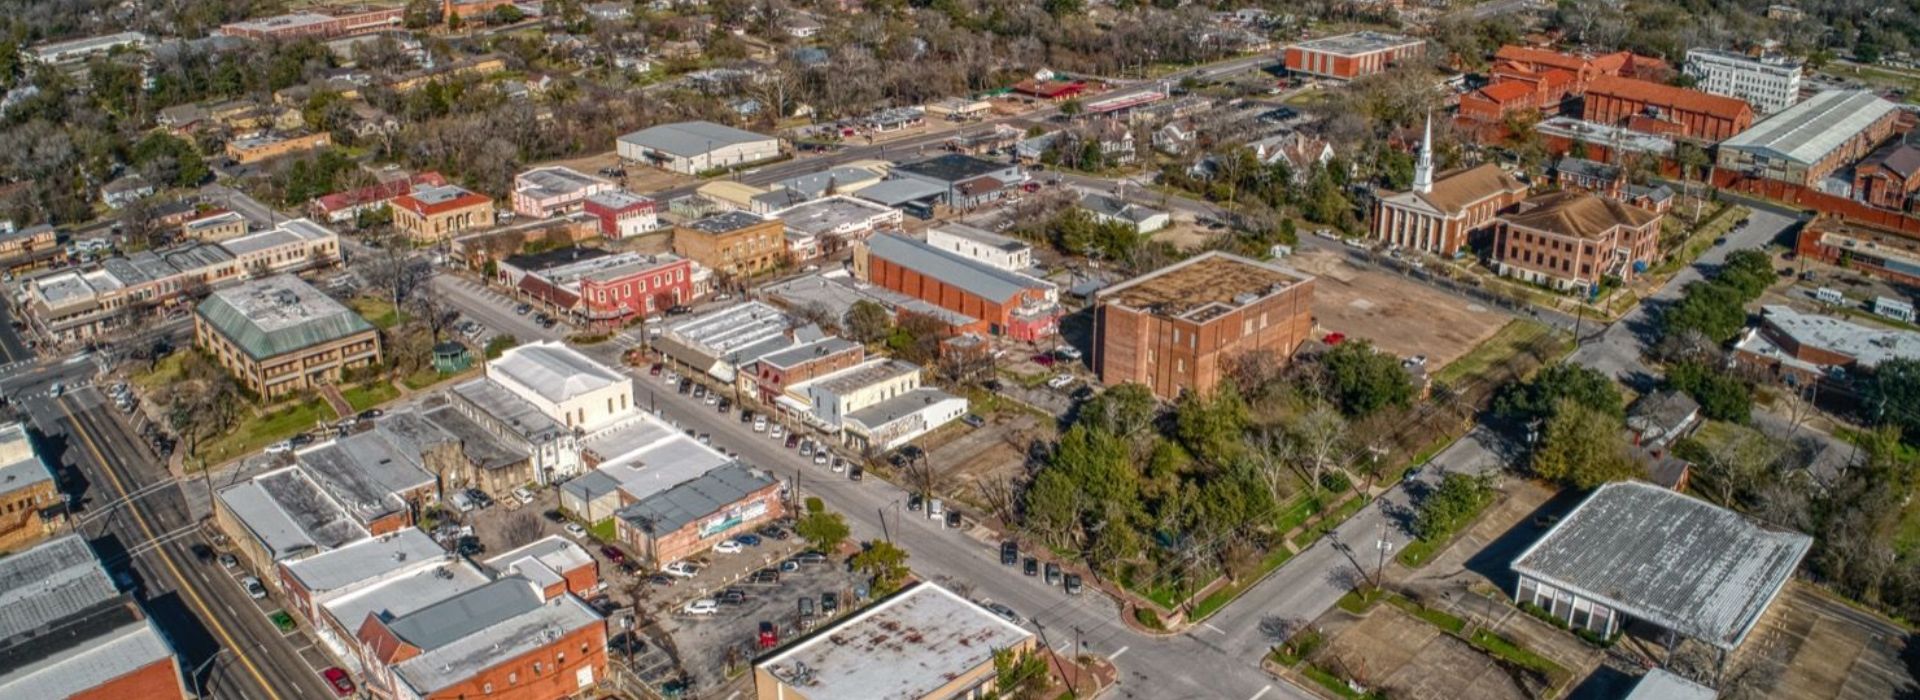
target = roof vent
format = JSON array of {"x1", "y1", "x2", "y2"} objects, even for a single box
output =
[{"x1": 1232, "y1": 292, "x2": 1258, "y2": 305}]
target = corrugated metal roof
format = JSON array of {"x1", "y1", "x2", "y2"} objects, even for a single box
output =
[
  {"x1": 756, "y1": 583, "x2": 1032, "y2": 699},
  {"x1": 0, "y1": 536, "x2": 117, "y2": 642},
  {"x1": 1720, "y1": 90, "x2": 1896, "y2": 167},
  {"x1": 618, "y1": 120, "x2": 775, "y2": 157},
  {"x1": 866, "y1": 234, "x2": 1049, "y2": 304},
  {"x1": 1512, "y1": 482, "x2": 1811, "y2": 650},
  {"x1": 392, "y1": 591, "x2": 600, "y2": 694},
  {"x1": 488, "y1": 341, "x2": 625, "y2": 404},
  {"x1": 617, "y1": 462, "x2": 775, "y2": 534},
  {"x1": 195, "y1": 274, "x2": 374, "y2": 360},
  {"x1": 1622, "y1": 669, "x2": 1717, "y2": 700}
]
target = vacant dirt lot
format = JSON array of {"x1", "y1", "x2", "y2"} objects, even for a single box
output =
[
  {"x1": 1288, "y1": 248, "x2": 1508, "y2": 367},
  {"x1": 1321, "y1": 606, "x2": 1536, "y2": 700}
]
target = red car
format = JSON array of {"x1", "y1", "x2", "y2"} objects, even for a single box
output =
[
  {"x1": 649, "y1": 363, "x2": 663, "y2": 376},
  {"x1": 1031, "y1": 353, "x2": 1056, "y2": 367},
  {"x1": 1323, "y1": 332, "x2": 1347, "y2": 345},
  {"x1": 758, "y1": 621, "x2": 779, "y2": 649},
  {"x1": 321, "y1": 667, "x2": 354, "y2": 697},
  {"x1": 600, "y1": 545, "x2": 628, "y2": 564}
]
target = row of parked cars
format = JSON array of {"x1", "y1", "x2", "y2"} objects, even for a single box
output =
[{"x1": 1000, "y1": 541, "x2": 1084, "y2": 595}]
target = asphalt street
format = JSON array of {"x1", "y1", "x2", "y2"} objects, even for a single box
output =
[
  {"x1": 19, "y1": 384, "x2": 336, "y2": 700},
  {"x1": 576, "y1": 335, "x2": 1314, "y2": 700}
]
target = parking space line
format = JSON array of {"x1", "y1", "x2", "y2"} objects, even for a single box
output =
[
  {"x1": 1248, "y1": 684, "x2": 1272, "y2": 700},
  {"x1": 1107, "y1": 645, "x2": 1130, "y2": 660}
]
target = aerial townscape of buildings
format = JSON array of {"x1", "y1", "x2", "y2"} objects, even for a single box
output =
[{"x1": 6, "y1": 1, "x2": 1920, "y2": 700}]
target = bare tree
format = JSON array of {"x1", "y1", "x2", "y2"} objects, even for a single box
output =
[
  {"x1": 502, "y1": 510, "x2": 543, "y2": 549},
  {"x1": 1292, "y1": 405, "x2": 1349, "y2": 493}
]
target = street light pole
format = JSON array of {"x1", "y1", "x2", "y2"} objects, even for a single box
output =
[{"x1": 191, "y1": 648, "x2": 229, "y2": 699}]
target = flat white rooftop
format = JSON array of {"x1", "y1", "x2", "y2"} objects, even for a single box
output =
[{"x1": 757, "y1": 583, "x2": 1032, "y2": 699}]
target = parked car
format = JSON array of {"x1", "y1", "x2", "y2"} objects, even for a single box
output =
[
  {"x1": 600, "y1": 545, "x2": 628, "y2": 564},
  {"x1": 787, "y1": 434, "x2": 802, "y2": 449},
  {"x1": 1023, "y1": 557, "x2": 1039, "y2": 576},
  {"x1": 820, "y1": 591, "x2": 837, "y2": 615},
  {"x1": 1031, "y1": 353, "x2": 1056, "y2": 367},
  {"x1": 1046, "y1": 374, "x2": 1075, "y2": 390},
  {"x1": 749, "y1": 568, "x2": 780, "y2": 584},
  {"x1": 789, "y1": 551, "x2": 827, "y2": 565},
  {"x1": 719, "y1": 589, "x2": 748, "y2": 606},
  {"x1": 830, "y1": 457, "x2": 845, "y2": 473},
  {"x1": 907, "y1": 494, "x2": 923, "y2": 511},
  {"x1": 797, "y1": 438, "x2": 812, "y2": 454},
  {"x1": 1064, "y1": 574, "x2": 1084, "y2": 595},
  {"x1": 735, "y1": 533, "x2": 763, "y2": 547},
  {"x1": 564, "y1": 522, "x2": 587, "y2": 538},
  {"x1": 770, "y1": 424, "x2": 786, "y2": 439},
  {"x1": 813, "y1": 452, "x2": 829, "y2": 465},
  {"x1": 1001, "y1": 541, "x2": 1018, "y2": 566},
  {"x1": 683, "y1": 599, "x2": 720, "y2": 616},
  {"x1": 758, "y1": 621, "x2": 779, "y2": 649},
  {"x1": 961, "y1": 414, "x2": 986, "y2": 428},
  {"x1": 713, "y1": 539, "x2": 744, "y2": 554},
  {"x1": 512, "y1": 487, "x2": 535, "y2": 505},
  {"x1": 321, "y1": 667, "x2": 355, "y2": 697},
  {"x1": 753, "y1": 416, "x2": 768, "y2": 432},
  {"x1": 985, "y1": 602, "x2": 1020, "y2": 625},
  {"x1": 758, "y1": 525, "x2": 791, "y2": 541},
  {"x1": 664, "y1": 561, "x2": 700, "y2": 578},
  {"x1": 1044, "y1": 562, "x2": 1061, "y2": 586},
  {"x1": 849, "y1": 465, "x2": 864, "y2": 481},
  {"x1": 220, "y1": 553, "x2": 240, "y2": 571},
  {"x1": 241, "y1": 576, "x2": 267, "y2": 599}
]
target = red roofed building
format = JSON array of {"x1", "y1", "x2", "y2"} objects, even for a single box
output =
[
  {"x1": 1459, "y1": 80, "x2": 1550, "y2": 122},
  {"x1": 392, "y1": 185, "x2": 496, "y2": 242},
  {"x1": 307, "y1": 173, "x2": 449, "y2": 224},
  {"x1": 1013, "y1": 79, "x2": 1088, "y2": 101},
  {"x1": 1491, "y1": 46, "x2": 1667, "y2": 93},
  {"x1": 1582, "y1": 76, "x2": 1754, "y2": 142}
]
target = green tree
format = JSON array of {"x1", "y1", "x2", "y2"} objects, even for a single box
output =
[
  {"x1": 1058, "y1": 98, "x2": 1084, "y2": 117},
  {"x1": 1531, "y1": 399, "x2": 1643, "y2": 488},
  {"x1": 1413, "y1": 473, "x2": 1494, "y2": 540},
  {"x1": 845, "y1": 299, "x2": 892, "y2": 343},
  {"x1": 1863, "y1": 358, "x2": 1920, "y2": 445},
  {"x1": 1662, "y1": 279, "x2": 1750, "y2": 343},
  {"x1": 1173, "y1": 383, "x2": 1250, "y2": 465},
  {"x1": 1495, "y1": 363, "x2": 1624, "y2": 424},
  {"x1": 1718, "y1": 250, "x2": 1776, "y2": 299},
  {"x1": 852, "y1": 540, "x2": 911, "y2": 595},
  {"x1": 1665, "y1": 360, "x2": 1752, "y2": 423},
  {"x1": 1078, "y1": 383, "x2": 1159, "y2": 441},
  {"x1": 991, "y1": 648, "x2": 1050, "y2": 698},
  {"x1": 795, "y1": 508, "x2": 851, "y2": 555},
  {"x1": 1321, "y1": 340, "x2": 1414, "y2": 417}
]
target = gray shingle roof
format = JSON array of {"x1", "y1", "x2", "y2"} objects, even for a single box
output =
[
  {"x1": 195, "y1": 274, "x2": 374, "y2": 360},
  {"x1": 866, "y1": 234, "x2": 1049, "y2": 304},
  {"x1": 1512, "y1": 481, "x2": 1812, "y2": 650}
]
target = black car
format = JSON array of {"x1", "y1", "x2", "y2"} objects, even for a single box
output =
[
  {"x1": 946, "y1": 511, "x2": 962, "y2": 529},
  {"x1": 907, "y1": 494, "x2": 923, "y2": 511},
  {"x1": 758, "y1": 525, "x2": 791, "y2": 541},
  {"x1": 740, "y1": 410, "x2": 755, "y2": 424},
  {"x1": 1000, "y1": 541, "x2": 1018, "y2": 566},
  {"x1": 610, "y1": 632, "x2": 648, "y2": 656},
  {"x1": 820, "y1": 592, "x2": 837, "y2": 614},
  {"x1": 790, "y1": 551, "x2": 828, "y2": 565},
  {"x1": 455, "y1": 536, "x2": 483, "y2": 556},
  {"x1": 849, "y1": 465, "x2": 864, "y2": 481},
  {"x1": 1023, "y1": 557, "x2": 1038, "y2": 577},
  {"x1": 358, "y1": 408, "x2": 384, "y2": 421},
  {"x1": 720, "y1": 589, "x2": 748, "y2": 606},
  {"x1": 678, "y1": 379, "x2": 693, "y2": 394},
  {"x1": 543, "y1": 510, "x2": 565, "y2": 523},
  {"x1": 647, "y1": 574, "x2": 676, "y2": 588},
  {"x1": 749, "y1": 568, "x2": 780, "y2": 584},
  {"x1": 1064, "y1": 574, "x2": 1084, "y2": 595}
]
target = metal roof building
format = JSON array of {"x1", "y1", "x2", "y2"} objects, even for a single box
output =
[
  {"x1": 0, "y1": 423, "x2": 53, "y2": 503},
  {"x1": 0, "y1": 535, "x2": 182, "y2": 700},
  {"x1": 1512, "y1": 481, "x2": 1812, "y2": 650},
  {"x1": 755, "y1": 582, "x2": 1034, "y2": 699},
  {"x1": 616, "y1": 462, "x2": 778, "y2": 535},
  {"x1": 864, "y1": 233, "x2": 1053, "y2": 305},
  {"x1": 1719, "y1": 90, "x2": 1894, "y2": 167},
  {"x1": 1623, "y1": 669, "x2": 1718, "y2": 700},
  {"x1": 195, "y1": 274, "x2": 375, "y2": 360},
  {"x1": 618, "y1": 121, "x2": 776, "y2": 157}
]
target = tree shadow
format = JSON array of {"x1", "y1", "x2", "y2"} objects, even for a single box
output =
[{"x1": 1462, "y1": 488, "x2": 1587, "y2": 590}]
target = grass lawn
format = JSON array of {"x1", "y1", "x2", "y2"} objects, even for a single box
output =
[
  {"x1": 402, "y1": 367, "x2": 452, "y2": 391},
  {"x1": 1190, "y1": 545, "x2": 1296, "y2": 621},
  {"x1": 1469, "y1": 629, "x2": 1568, "y2": 681},
  {"x1": 348, "y1": 296, "x2": 408, "y2": 330},
  {"x1": 1300, "y1": 664, "x2": 1374, "y2": 699},
  {"x1": 1387, "y1": 594, "x2": 1467, "y2": 634},
  {"x1": 130, "y1": 352, "x2": 188, "y2": 392},
  {"x1": 1291, "y1": 494, "x2": 1370, "y2": 551},
  {"x1": 1272, "y1": 493, "x2": 1322, "y2": 535},
  {"x1": 1336, "y1": 586, "x2": 1386, "y2": 614},
  {"x1": 587, "y1": 518, "x2": 617, "y2": 543},
  {"x1": 1434, "y1": 319, "x2": 1565, "y2": 386},
  {"x1": 195, "y1": 400, "x2": 338, "y2": 463},
  {"x1": 1651, "y1": 205, "x2": 1748, "y2": 277},
  {"x1": 342, "y1": 382, "x2": 400, "y2": 413}
]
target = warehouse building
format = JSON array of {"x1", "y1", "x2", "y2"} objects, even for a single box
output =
[
  {"x1": 617, "y1": 121, "x2": 781, "y2": 175},
  {"x1": 1716, "y1": 89, "x2": 1899, "y2": 188}
]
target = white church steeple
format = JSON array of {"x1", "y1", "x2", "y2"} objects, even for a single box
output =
[{"x1": 1413, "y1": 111, "x2": 1435, "y2": 194}]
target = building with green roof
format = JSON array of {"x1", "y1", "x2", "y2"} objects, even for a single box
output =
[{"x1": 194, "y1": 274, "x2": 381, "y2": 400}]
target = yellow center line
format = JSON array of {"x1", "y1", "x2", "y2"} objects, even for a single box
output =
[{"x1": 58, "y1": 396, "x2": 286, "y2": 700}]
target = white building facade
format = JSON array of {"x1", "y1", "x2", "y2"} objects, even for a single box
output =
[{"x1": 1683, "y1": 49, "x2": 1804, "y2": 115}]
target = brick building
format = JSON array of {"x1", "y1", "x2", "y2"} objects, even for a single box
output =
[
  {"x1": 193, "y1": 274, "x2": 381, "y2": 400},
  {"x1": 308, "y1": 172, "x2": 449, "y2": 223},
  {"x1": 503, "y1": 250, "x2": 694, "y2": 327},
  {"x1": 1493, "y1": 191, "x2": 1663, "y2": 293},
  {"x1": 1371, "y1": 119, "x2": 1529, "y2": 256},
  {"x1": 1581, "y1": 76, "x2": 1753, "y2": 142},
  {"x1": 1284, "y1": 31, "x2": 1425, "y2": 81},
  {"x1": 581, "y1": 190, "x2": 660, "y2": 240},
  {"x1": 1092, "y1": 251, "x2": 1316, "y2": 400},
  {"x1": 1854, "y1": 140, "x2": 1920, "y2": 211},
  {"x1": 747, "y1": 337, "x2": 865, "y2": 404},
  {"x1": 1489, "y1": 45, "x2": 1665, "y2": 96},
  {"x1": 512, "y1": 166, "x2": 616, "y2": 219},
  {"x1": 0, "y1": 423, "x2": 61, "y2": 553},
  {"x1": 1734, "y1": 305, "x2": 1920, "y2": 385},
  {"x1": 352, "y1": 577, "x2": 607, "y2": 700},
  {"x1": 616, "y1": 462, "x2": 786, "y2": 566},
  {"x1": 226, "y1": 131, "x2": 332, "y2": 164},
  {"x1": 392, "y1": 184, "x2": 496, "y2": 242},
  {"x1": 1459, "y1": 79, "x2": 1554, "y2": 123},
  {"x1": 1794, "y1": 217, "x2": 1920, "y2": 286},
  {"x1": 1716, "y1": 90, "x2": 1898, "y2": 187},
  {"x1": 1553, "y1": 157, "x2": 1676, "y2": 213},
  {"x1": 854, "y1": 233, "x2": 1061, "y2": 341},
  {"x1": 673, "y1": 210, "x2": 786, "y2": 278},
  {"x1": 219, "y1": 8, "x2": 404, "y2": 40}
]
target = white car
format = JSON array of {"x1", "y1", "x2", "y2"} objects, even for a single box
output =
[
  {"x1": 241, "y1": 576, "x2": 267, "y2": 600},
  {"x1": 664, "y1": 561, "x2": 701, "y2": 578},
  {"x1": 713, "y1": 539, "x2": 743, "y2": 554},
  {"x1": 564, "y1": 523, "x2": 587, "y2": 538},
  {"x1": 769, "y1": 425, "x2": 785, "y2": 439},
  {"x1": 683, "y1": 599, "x2": 720, "y2": 616},
  {"x1": 753, "y1": 417, "x2": 768, "y2": 432},
  {"x1": 512, "y1": 487, "x2": 535, "y2": 506},
  {"x1": 1046, "y1": 374, "x2": 1075, "y2": 390},
  {"x1": 264, "y1": 441, "x2": 293, "y2": 455}
]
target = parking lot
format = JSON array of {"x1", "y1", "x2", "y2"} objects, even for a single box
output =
[{"x1": 656, "y1": 550, "x2": 869, "y2": 694}]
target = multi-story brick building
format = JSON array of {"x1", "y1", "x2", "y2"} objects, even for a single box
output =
[
  {"x1": 1716, "y1": 89, "x2": 1898, "y2": 187},
  {"x1": 220, "y1": 8, "x2": 404, "y2": 40},
  {"x1": 503, "y1": 250, "x2": 694, "y2": 327},
  {"x1": 1093, "y1": 251, "x2": 1316, "y2": 399},
  {"x1": 1734, "y1": 305, "x2": 1920, "y2": 385},
  {"x1": 581, "y1": 190, "x2": 660, "y2": 240},
  {"x1": 392, "y1": 184, "x2": 496, "y2": 242},
  {"x1": 1854, "y1": 140, "x2": 1920, "y2": 211},
  {"x1": 854, "y1": 233, "x2": 1061, "y2": 341},
  {"x1": 1490, "y1": 45, "x2": 1665, "y2": 97},
  {"x1": 223, "y1": 218, "x2": 342, "y2": 279},
  {"x1": 747, "y1": 337, "x2": 865, "y2": 404},
  {"x1": 1370, "y1": 118, "x2": 1529, "y2": 256},
  {"x1": 225, "y1": 131, "x2": 332, "y2": 164},
  {"x1": 351, "y1": 576, "x2": 606, "y2": 700},
  {"x1": 1284, "y1": 31, "x2": 1425, "y2": 81},
  {"x1": 0, "y1": 423, "x2": 61, "y2": 553},
  {"x1": 1581, "y1": 76, "x2": 1753, "y2": 142},
  {"x1": 1493, "y1": 191, "x2": 1663, "y2": 293},
  {"x1": 672, "y1": 210, "x2": 786, "y2": 279},
  {"x1": 512, "y1": 166, "x2": 616, "y2": 219},
  {"x1": 193, "y1": 274, "x2": 381, "y2": 400}
]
